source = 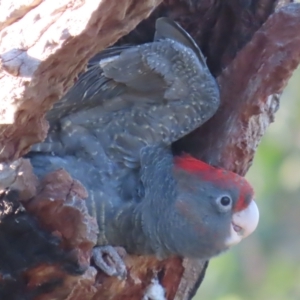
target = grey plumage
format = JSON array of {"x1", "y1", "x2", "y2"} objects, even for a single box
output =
[
  {"x1": 32, "y1": 17, "x2": 219, "y2": 169},
  {"x1": 28, "y1": 18, "x2": 221, "y2": 259}
]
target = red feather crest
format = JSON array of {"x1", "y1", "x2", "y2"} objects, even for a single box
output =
[{"x1": 174, "y1": 154, "x2": 254, "y2": 212}]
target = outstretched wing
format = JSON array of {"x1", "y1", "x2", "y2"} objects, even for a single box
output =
[
  {"x1": 46, "y1": 45, "x2": 130, "y2": 124},
  {"x1": 33, "y1": 18, "x2": 220, "y2": 168},
  {"x1": 47, "y1": 17, "x2": 217, "y2": 126}
]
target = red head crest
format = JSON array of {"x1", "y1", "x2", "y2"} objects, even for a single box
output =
[{"x1": 174, "y1": 154, "x2": 254, "y2": 212}]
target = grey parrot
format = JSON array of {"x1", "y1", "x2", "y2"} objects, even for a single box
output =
[{"x1": 27, "y1": 18, "x2": 259, "y2": 277}]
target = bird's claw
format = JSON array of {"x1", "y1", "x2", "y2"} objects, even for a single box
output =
[{"x1": 92, "y1": 245, "x2": 127, "y2": 279}]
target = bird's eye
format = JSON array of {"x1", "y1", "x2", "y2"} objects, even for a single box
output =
[
  {"x1": 220, "y1": 196, "x2": 231, "y2": 206},
  {"x1": 216, "y1": 195, "x2": 232, "y2": 212}
]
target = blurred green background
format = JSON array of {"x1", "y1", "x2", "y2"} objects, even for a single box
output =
[{"x1": 196, "y1": 66, "x2": 300, "y2": 300}]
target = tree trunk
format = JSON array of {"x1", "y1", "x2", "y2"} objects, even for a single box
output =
[{"x1": 0, "y1": 0, "x2": 299, "y2": 299}]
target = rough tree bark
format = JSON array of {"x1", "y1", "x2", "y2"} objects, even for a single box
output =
[{"x1": 0, "y1": 0, "x2": 300, "y2": 299}]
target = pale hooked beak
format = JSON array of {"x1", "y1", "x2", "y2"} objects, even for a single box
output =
[{"x1": 225, "y1": 200, "x2": 260, "y2": 247}]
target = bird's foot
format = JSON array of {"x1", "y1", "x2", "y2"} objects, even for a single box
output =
[{"x1": 92, "y1": 245, "x2": 127, "y2": 279}]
